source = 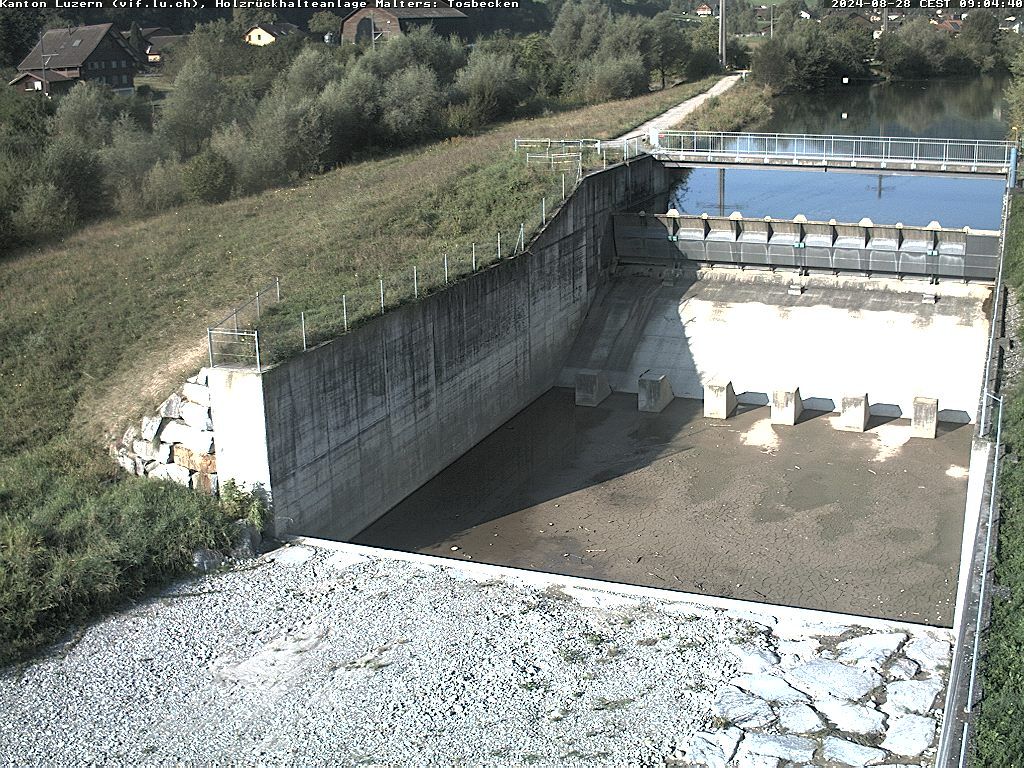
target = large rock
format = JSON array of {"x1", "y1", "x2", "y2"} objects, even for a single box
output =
[
  {"x1": 230, "y1": 520, "x2": 262, "y2": 560},
  {"x1": 158, "y1": 420, "x2": 214, "y2": 454},
  {"x1": 133, "y1": 439, "x2": 171, "y2": 464},
  {"x1": 837, "y1": 633, "x2": 907, "y2": 671},
  {"x1": 734, "y1": 733, "x2": 815, "y2": 763},
  {"x1": 815, "y1": 696, "x2": 886, "y2": 736},
  {"x1": 822, "y1": 737, "x2": 886, "y2": 766},
  {"x1": 180, "y1": 401, "x2": 213, "y2": 431},
  {"x1": 194, "y1": 471, "x2": 219, "y2": 496},
  {"x1": 173, "y1": 444, "x2": 216, "y2": 473},
  {"x1": 783, "y1": 659, "x2": 882, "y2": 701},
  {"x1": 182, "y1": 382, "x2": 211, "y2": 406},
  {"x1": 880, "y1": 713, "x2": 935, "y2": 756},
  {"x1": 149, "y1": 463, "x2": 192, "y2": 487},
  {"x1": 115, "y1": 449, "x2": 138, "y2": 475},
  {"x1": 121, "y1": 424, "x2": 139, "y2": 449},
  {"x1": 712, "y1": 686, "x2": 776, "y2": 729},
  {"x1": 140, "y1": 416, "x2": 163, "y2": 441},
  {"x1": 777, "y1": 703, "x2": 825, "y2": 734},
  {"x1": 187, "y1": 370, "x2": 209, "y2": 386},
  {"x1": 903, "y1": 636, "x2": 951, "y2": 673},
  {"x1": 732, "y1": 673, "x2": 808, "y2": 704},
  {"x1": 729, "y1": 644, "x2": 780, "y2": 674},
  {"x1": 883, "y1": 679, "x2": 943, "y2": 715},
  {"x1": 684, "y1": 727, "x2": 742, "y2": 768},
  {"x1": 159, "y1": 393, "x2": 183, "y2": 419},
  {"x1": 192, "y1": 548, "x2": 224, "y2": 574}
]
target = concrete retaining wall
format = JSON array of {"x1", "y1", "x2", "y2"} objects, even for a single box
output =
[{"x1": 211, "y1": 157, "x2": 669, "y2": 537}]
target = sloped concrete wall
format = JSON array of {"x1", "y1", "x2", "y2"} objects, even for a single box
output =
[
  {"x1": 249, "y1": 157, "x2": 668, "y2": 538},
  {"x1": 560, "y1": 269, "x2": 991, "y2": 423}
]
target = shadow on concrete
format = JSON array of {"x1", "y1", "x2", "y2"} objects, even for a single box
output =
[
  {"x1": 795, "y1": 408, "x2": 833, "y2": 425},
  {"x1": 866, "y1": 412, "x2": 903, "y2": 430}
]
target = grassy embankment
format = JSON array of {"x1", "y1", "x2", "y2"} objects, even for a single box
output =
[
  {"x1": 975, "y1": 196, "x2": 1024, "y2": 766},
  {"x1": 671, "y1": 79, "x2": 774, "y2": 132},
  {"x1": 0, "y1": 76, "x2": 720, "y2": 664}
]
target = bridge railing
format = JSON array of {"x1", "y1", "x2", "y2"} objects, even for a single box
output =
[{"x1": 651, "y1": 131, "x2": 1015, "y2": 169}]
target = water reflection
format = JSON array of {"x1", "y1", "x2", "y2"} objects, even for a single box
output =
[
  {"x1": 761, "y1": 75, "x2": 1009, "y2": 140},
  {"x1": 667, "y1": 167, "x2": 1004, "y2": 229}
]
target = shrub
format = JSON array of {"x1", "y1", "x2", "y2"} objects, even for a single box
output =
[
  {"x1": 182, "y1": 149, "x2": 235, "y2": 203},
  {"x1": 53, "y1": 81, "x2": 120, "y2": 148},
  {"x1": 12, "y1": 182, "x2": 74, "y2": 241},
  {"x1": 577, "y1": 53, "x2": 648, "y2": 104},
  {"x1": 40, "y1": 135, "x2": 104, "y2": 221},
  {"x1": 453, "y1": 49, "x2": 525, "y2": 127},
  {"x1": 380, "y1": 65, "x2": 443, "y2": 144},
  {"x1": 141, "y1": 158, "x2": 185, "y2": 211}
]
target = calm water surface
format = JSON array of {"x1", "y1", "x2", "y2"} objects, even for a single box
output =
[{"x1": 668, "y1": 75, "x2": 1009, "y2": 230}]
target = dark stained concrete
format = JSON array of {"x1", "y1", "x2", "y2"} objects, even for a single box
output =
[{"x1": 351, "y1": 389, "x2": 972, "y2": 626}]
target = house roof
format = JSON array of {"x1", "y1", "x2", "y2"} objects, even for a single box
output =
[
  {"x1": 18, "y1": 23, "x2": 140, "y2": 72},
  {"x1": 246, "y1": 22, "x2": 304, "y2": 38},
  {"x1": 343, "y1": 3, "x2": 468, "y2": 20},
  {"x1": 7, "y1": 69, "x2": 74, "y2": 86},
  {"x1": 146, "y1": 35, "x2": 187, "y2": 54}
]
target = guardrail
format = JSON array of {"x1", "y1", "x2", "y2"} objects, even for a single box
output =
[
  {"x1": 650, "y1": 131, "x2": 1016, "y2": 172},
  {"x1": 514, "y1": 136, "x2": 645, "y2": 168},
  {"x1": 207, "y1": 278, "x2": 281, "y2": 372}
]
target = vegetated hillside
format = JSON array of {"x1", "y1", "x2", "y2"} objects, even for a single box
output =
[
  {"x1": 0, "y1": 77, "x2": 716, "y2": 664},
  {"x1": 974, "y1": 196, "x2": 1024, "y2": 766}
]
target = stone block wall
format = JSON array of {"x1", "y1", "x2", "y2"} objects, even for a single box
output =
[{"x1": 113, "y1": 369, "x2": 219, "y2": 495}]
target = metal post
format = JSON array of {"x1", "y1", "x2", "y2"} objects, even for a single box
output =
[
  {"x1": 342, "y1": 294, "x2": 348, "y2": 332},
  {"x1": 254, "y1": 329, "x2": 261, "y2": 373},
  {"x1": 562, "y1": 173, "x2": 566, "y2": 200},
  {"x1": 542, "y1": 198, "x2": 546, "y2": 225},
  {"x1": 497, "y1": 232, "x2": 501, "y2": 260},
  {"x1": 379, "y1": 278, "x2": 385, "y2": 315},
  {"x1": 301, "y1": 312, "x2": 307, "y2": 351},
  {"x1": 472, "y1": 243, "x2": 477, "y2": 271},
  {"x1": 444, "y1": 253, "x2": 449, "y2": 283},
  {"x1": 276, "y1": 276, "x2": 281, "y2": 302},
  {"x1": 519, "y1": 223, "x2": 525, "y2": 252},
  {"x1": 233, "y1": 310, "x2": 238, "y2": 332},
  {"x1": 207, "y1": 328, "x2": 214, "y2": 368},
  {"x1": 256, "y1": 290, "x2": 261, "y2": 318},
  {"x1": 413, "y1": 265, "x2": 418, "y2": 298}
]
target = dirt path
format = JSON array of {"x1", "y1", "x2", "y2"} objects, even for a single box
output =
[{"x1": 615, "y1": 73, "x2": 745, "y2": 142}]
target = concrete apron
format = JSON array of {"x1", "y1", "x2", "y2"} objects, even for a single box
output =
[{"x1": 285, "y1": 534, "x2": 956, "y2": 638}]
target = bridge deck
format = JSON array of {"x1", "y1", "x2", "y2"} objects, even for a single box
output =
[{"x1": 650, "y1": 131, "x2": 1016, "y2": 177}]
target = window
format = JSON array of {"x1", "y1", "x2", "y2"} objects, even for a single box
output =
[
  {"x1": 72, "y1": 39, "x2": 81, "y2": 47},
  {"x1": 100, "y1": 61, "x2": 105, "y2": 69},
  {"x1": 121, "y1": 74, "x2": 128, "y2": 85}
]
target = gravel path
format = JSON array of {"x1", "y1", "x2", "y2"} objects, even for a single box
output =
[
  {"x1": 0, "y1": 542, "x2": 951, "y2": 767},
  {"x1": 614, "y1": 74, "x2": 744, "y2": 143}
]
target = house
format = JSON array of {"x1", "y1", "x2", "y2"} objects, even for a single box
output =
[
  {"x1": 145, "y1": 35, "x2": 188, "y2": 64},
  {"x1": 1001, "y1": 16, "x2": 1023, "y2": 34},
  {"x1": 695, "y1": 3, "x2": 716, "y2": 17},
  {"x1": 341, "y1": 3, "x2": 468, "y2": 44},
  {"x1": 934, "y1": 18, "x2": 963, "y2": 34},
  {"x1": 9, "y1": 23, "x2": 143, "y2": 97},
  {"x1": 244, "y1": 22, "x2": 304, "y2": 46}
]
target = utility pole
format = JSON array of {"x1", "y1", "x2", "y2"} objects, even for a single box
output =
[{"x1": 718, "y1": 0, "x2": 727, "y2": 69}]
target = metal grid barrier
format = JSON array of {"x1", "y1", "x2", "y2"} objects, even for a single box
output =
[
  {"x1": 207, "y1": 278, "x2": 281, "y2": 371},
  {"x1": 652, "y1": 131, "x2": 1015, "y2": 170}
]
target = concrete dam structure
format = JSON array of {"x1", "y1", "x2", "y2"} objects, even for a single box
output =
[{"x1": 204, "y1": 152, "x2": 998, "y2": 631}]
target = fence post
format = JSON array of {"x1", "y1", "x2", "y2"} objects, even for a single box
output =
[
  {"x1": 256, "y1": 289, "x2": 261, "y2": 318},
  {"x1": 562, "y1": 173, "x2": 566, "y2": 200},
  {"x1": 472, "y1": 243, "x2": 477, "y2": 271},
  {"x1": 301, "y1": 312, "x2": 307, "y2": 351},
  {"x1": 497, "y1": 231, "x2": 501, "y2": 260},
  {"x1": 379, "y1": 278, "x2": 385, "y2": 315},
  {"x1": 413, "y1": 265, "x2": 418, "y2": 299},
  {"x1": 542, "y1": 197, "x2": 546, "y2": 225},
  {"x1": 254, "y1": 329, "x2": 261, "y2": 373},
  {"x1": 207, "y1": 328, "x2": 214, "y2": 368},
  {"x1": 232, "y1": 310, "x2": 238, "y2": 332},
  {"x1": 342, "y1": 294, "x2": 348, "y2": 332},
  {"x1": 519, "y1": 223, "x2": 525, "y2": 253},
  {"x1": 444, "y1": 253, "x2": 449, "y2": 283},
  {"x1": 275, "y1": 276, "x2": 281, "y2": 302}
]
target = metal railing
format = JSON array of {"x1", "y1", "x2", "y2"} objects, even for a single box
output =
[
  {"x1": 651, "y1": 131, "x2": 1015, "y2": 171},
  {"x1": 207, "y1": 278, "x2": 281, "y2": 371},
  {"x1": 514, "y1": 136, "x2": 646, "y2": 168}
]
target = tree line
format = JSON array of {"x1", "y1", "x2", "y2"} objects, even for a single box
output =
[
  {"x1": 0, "y1": 8, "x2": 728, "y2": 250},
  {"x1": 752, "y1": 9, "x2": 1019, "y2": 92}
]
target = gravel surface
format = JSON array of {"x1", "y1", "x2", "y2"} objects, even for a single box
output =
[{"x1": 0, "y1": 542, "x2": 952, "y2": 767}]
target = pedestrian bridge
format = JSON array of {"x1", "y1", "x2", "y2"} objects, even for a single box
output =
[{"x1": 649, "y1": 130, "x2": 1017, "y2": 178}]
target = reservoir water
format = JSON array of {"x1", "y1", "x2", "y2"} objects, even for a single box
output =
[{"x1": 668, "y1": 75, "x2": 1009, "y2": 230}]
